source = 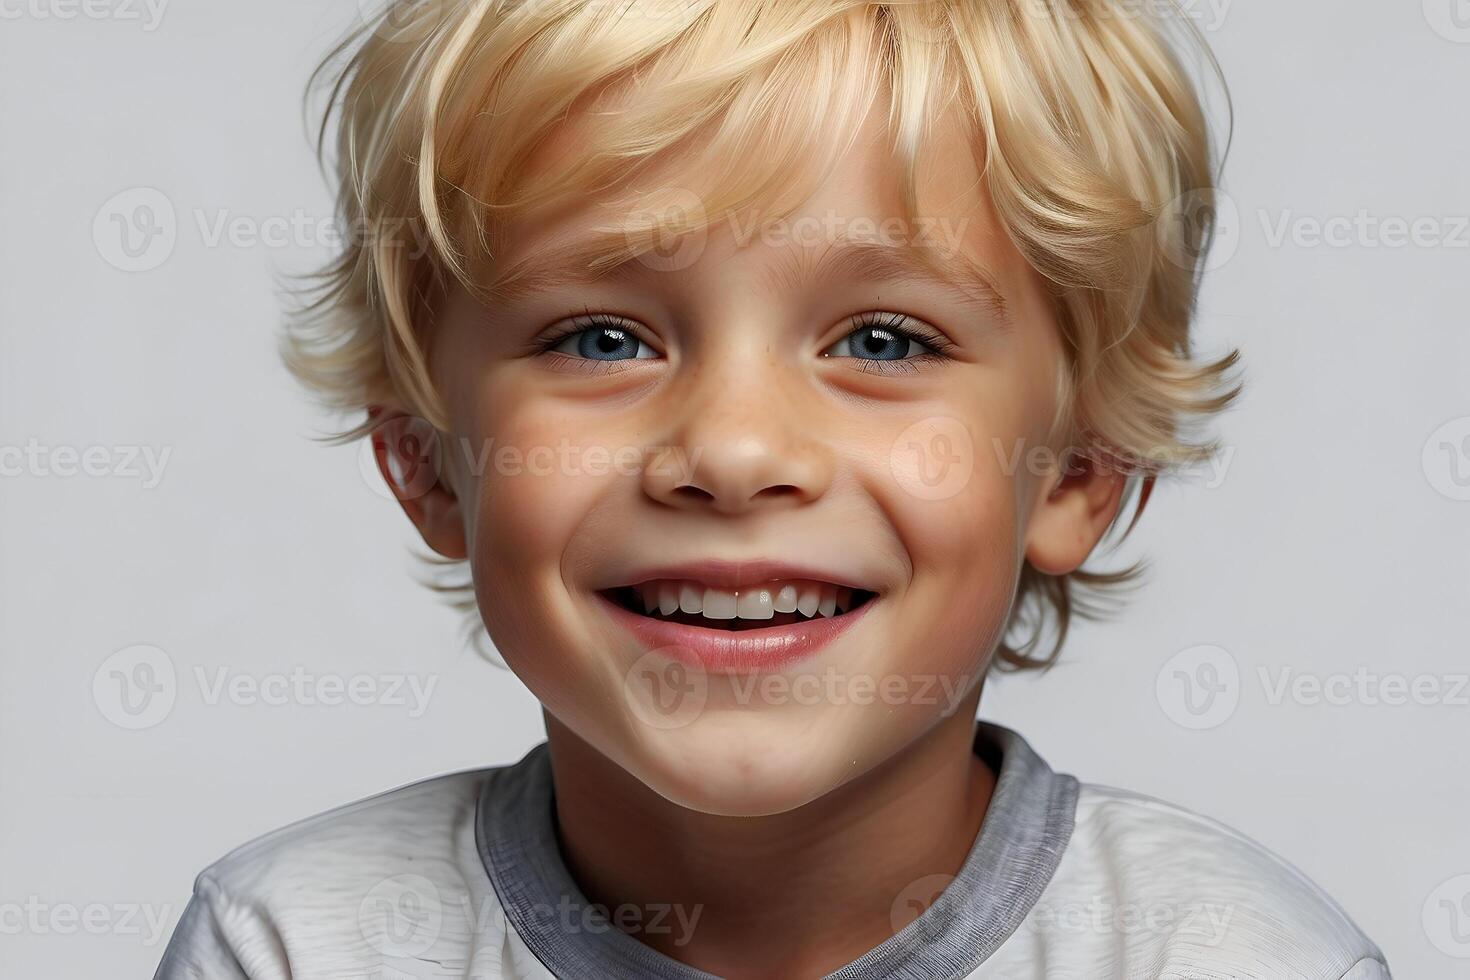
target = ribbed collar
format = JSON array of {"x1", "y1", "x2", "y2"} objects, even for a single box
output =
[{"x1": 476, "y1": 721, "x2": 1078, "y2": 979}]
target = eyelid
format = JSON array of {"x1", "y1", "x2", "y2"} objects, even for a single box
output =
[
  {"x1": 535, "y1": 312, "x2": 664, "y2": 356},
  {"x1": 827, "y1": 311, "x2": 958, "y2": 358}
]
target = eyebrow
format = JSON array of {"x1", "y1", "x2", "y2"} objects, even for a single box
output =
[
  {"x1": 482, "y1": 230, "x2": 1013, "y2": 324},
  {"x1": 767, "y1": 238, "x2": 1013, "y2": 324}
]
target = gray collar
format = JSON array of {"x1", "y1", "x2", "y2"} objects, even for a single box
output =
[{"x1": 476, "y1": 721, "x2": 1078, "y2": 979}]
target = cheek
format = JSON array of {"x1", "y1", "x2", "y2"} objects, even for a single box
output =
[
  {"x1": 888, "y1": 464, "x2": 1023, "y2": 674},
  {"x1": 458, "y1": 390, "x2": 623, "y2": 659},
  {"x1": 864, "y1": 381, "x2": 1047, "y2": 673}
]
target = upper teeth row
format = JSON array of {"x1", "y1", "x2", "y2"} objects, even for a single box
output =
[{"x1": 633, "y1": 580, "x2": 859, "y2": 620}]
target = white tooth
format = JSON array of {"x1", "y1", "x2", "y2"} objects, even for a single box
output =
[
  {"x1": 817, "y1": 585, "x2": 837, "y2": 618},
  {"x1": 736, "y1": 587, "x2": 774, "y2": 620},
  {"x1": 773, "y1": 584, "x2": 799, "y2": 613},
  {"x1": 641, "y1": 586, "x2": 659, "y2": 614},
  {"x1": 796, "y1": 584, "x2": 821, "y2": 617},
  {"x1": 679, "y1": 582, "x2": 704, "y2": 614},
  {"x1": 658, "y1": 582, "x2": 679, "y2": 616},
  {"x1": 702, "y1": 587, "x2": 737, "y2": 619},
  {"x1": 835, "y1": 587, "x2": 852, "y2": 614}
]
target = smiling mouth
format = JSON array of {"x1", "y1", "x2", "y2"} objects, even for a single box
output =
[{"x1": 600, "y1": 579, "x2": 877, "y2": 632}]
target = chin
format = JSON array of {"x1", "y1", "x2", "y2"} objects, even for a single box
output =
[{"x1": 621, "y1": 710, "x2": 860, "y2": 817}]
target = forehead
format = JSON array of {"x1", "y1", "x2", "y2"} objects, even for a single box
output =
[{"x1": 469, "y1": 64, "x2": 1027, "y2": 322}]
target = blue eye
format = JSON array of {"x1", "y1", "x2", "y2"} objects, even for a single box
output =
[
  {"x1": 550, "y1": 321, "x2": 659, "y2": 361},
  {"x1": 822, "y1": 315, "x2": 939, "y2": 361}
]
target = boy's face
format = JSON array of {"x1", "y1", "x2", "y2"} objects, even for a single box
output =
[{"x1": 383, "y1": 98, "x2": 1124, "y2": 816}]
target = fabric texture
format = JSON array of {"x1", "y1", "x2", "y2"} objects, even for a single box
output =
[{"x1": 153, "y1": 722, "x2": 1388, "y2": 979}]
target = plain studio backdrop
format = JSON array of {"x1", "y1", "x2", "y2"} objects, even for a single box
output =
[{"x1": 1, "y1": 1, "x2": 1467, "y2": 977}]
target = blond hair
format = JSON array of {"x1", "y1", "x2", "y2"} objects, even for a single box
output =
[{"x1": 287, "y1": 0, "x2": 1240, "y2": 670}]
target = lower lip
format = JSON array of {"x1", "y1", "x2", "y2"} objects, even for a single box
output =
[{"x1": 596, "y1": 591, "x2": 876, "y2": 673}]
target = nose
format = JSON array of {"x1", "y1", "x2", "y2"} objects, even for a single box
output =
[{"x1": 642, "y1": 369, "x2": 835, "y2": 515}]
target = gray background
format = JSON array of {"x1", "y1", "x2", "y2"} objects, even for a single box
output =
[{"x1": 1, "y1": 1, "x2": 1467, "y2": 976}]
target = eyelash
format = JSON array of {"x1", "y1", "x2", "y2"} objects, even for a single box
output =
[
  {"x1": 533, "y1": 310, "x2": 957, "y2": 374},
  {"x1": 831, "y1": 311, "x2": 957, "y2": 375},
  {"x1": 534, "y1": 313, "x2": 658, "y2": 375}
]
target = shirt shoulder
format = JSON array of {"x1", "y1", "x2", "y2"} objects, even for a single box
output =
[
  {"x1": 1003, "y1": 783, "x2": 1389, "y2": 980},
  {"x1": 192, "y1": 765, "x2": 490, "y2": 894},
  {"x1": 153, "y1": 763, "x2": 552, "y2": 980}
]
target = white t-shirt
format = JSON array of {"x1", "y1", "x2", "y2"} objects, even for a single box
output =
[{"x1": 153, "y1": 723, "x2": 1389, "y2": 979}]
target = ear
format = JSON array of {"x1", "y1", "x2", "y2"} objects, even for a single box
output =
[
  {"x1": 369, "y1": 409, "x2": 468, "y2": 560},
  {"x1": 1023, "y1": 451, "x2": 1129, "y2": 576}
]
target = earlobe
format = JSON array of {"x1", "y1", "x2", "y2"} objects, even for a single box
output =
[
  {"x1": 1023, "y1": 452, "x2": 1128, "y2": 577},
  {"x1": 370, "y1": 410, "x2": 469, "y2": 560}
]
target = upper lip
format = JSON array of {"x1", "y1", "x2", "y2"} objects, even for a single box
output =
[{"x1": 604, "y1": 558, "x2": 877, "y2": 592}]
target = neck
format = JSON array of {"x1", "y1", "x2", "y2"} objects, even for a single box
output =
[{"x1": 544, "y1": 691, "x2": 994, "y2": 980}]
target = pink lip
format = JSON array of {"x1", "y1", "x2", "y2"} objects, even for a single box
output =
[
  {"x1": 605, "y1": 558, "x2": 872, "y2": 592},
  {"x1": 596, "y1": 590, "x2": 876, "y2": 673}
]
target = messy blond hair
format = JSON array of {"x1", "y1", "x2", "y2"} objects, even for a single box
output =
[{"x1": 286, "y1": 0, "x2": 1240, "y2": 670}]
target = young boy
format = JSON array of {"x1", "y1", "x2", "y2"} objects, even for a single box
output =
[{"x1": 155, "y1": 1, "x2": 1389, "y2": 977}]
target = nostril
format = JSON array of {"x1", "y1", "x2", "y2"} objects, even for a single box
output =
[
  {"x1": 671, "y1": 484, "x2": 716, "y2": 503},
  {"x1": 757, "y1": 485, "x2": 802, "y2": 499}
]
